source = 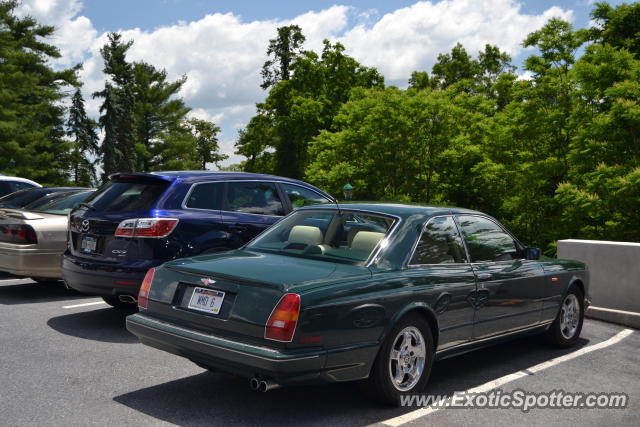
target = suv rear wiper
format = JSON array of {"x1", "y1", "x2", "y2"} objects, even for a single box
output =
[{"x1": 79, "y1": 202, "x2": 96, "y2": 211}]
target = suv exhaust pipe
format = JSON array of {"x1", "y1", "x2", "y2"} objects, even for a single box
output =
[
  {"x1": 249, "y1": 377, "x2": 260, "y2": 391},
  {"x1": 118, "y1": 295, "x2": 137, "y2": 304}
]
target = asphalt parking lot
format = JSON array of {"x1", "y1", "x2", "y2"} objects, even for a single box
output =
[{"x1": 0, "y1": 275, "x2": 638, "y2": 426}]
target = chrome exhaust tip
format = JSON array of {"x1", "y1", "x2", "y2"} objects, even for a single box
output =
[
  {"x1": 258, "y1": 379, "x2": 280, "y2": 392},
  {"x1": 249, "y1": 377, "x2": 260, "y2": 391},
  {"x1": 118, "y1": 294, "x2": 137, "y2": 304}
]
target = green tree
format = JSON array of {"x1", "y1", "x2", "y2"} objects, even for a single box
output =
[
  {"x1": 588, "y1": 1, "x2": 640, "y2": 56},
  {"x1": 94, "y1": 32, "x2": 136, "y2": 179},
  {"x1": 187, "y1": 118, "x2": 227, "y2": 169},
  {"x1": 132, "y1": 61, "x2": 190, "y2": 171},
  {"x1": 66, "y1": 88, "x2": 98, "y2": 185},
  {"x1": 261, "y1": 25, "x2": 306, "y2": 90},
  {"x1": 242, "y1": 30, "x2": 384, "y2": 179},
  {"x1": 0, "y1": 0, "x2": 78, "y2": 184}
]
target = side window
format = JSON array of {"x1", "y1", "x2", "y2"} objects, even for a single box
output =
[
  {"x1": 185, "y1": 183, "x2": 222, "y2": 210},
  {"x1": 226, "y1": 182, "x2": 285, "y2": 216},
  {"x1": 457, "y1": 215, "x2": 517, "y2": 262},
  {"x1": 410, "y1": 216, "x2": 466, "y2": 265},
  {"x1": 282, "y1": 183, "x2": 331, "y2": 209}
]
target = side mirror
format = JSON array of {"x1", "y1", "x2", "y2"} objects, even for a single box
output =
[{"x1": 523, "y1": 247, "x2": 541, "y2": 260}]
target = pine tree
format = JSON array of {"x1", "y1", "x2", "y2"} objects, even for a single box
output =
[
  {"x1": 133, "y1": 62, "x2": 190, "y2": 171},
  {"x1": 94, "y1": 33, "x2": 136, "y2": 180},
  {"x1": 0, "y1": 0, "x2": 78, "y2": 184},
  {"x1": 66, "y1": 88, "x2": 98, "y2": 185}
]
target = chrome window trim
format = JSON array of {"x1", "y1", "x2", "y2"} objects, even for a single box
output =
[
  {"x1": 406, "y1": 214, "x2": 471, "y2": 268},
  {"x1": 454, "y1": 213, "x2": 526, "y2": 264},
  {"x1": 181, "y1": 179, "x2": 329, "y2": 217}
]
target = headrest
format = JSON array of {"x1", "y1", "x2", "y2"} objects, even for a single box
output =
[
  {"x1": 351, "y1": 231, "x2": 385, "y2": 253},
  {"x1": 288, "y1": 225, "x2": 323, "y2": 246}
]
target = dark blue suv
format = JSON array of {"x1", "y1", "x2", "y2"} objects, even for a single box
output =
[{"x1": 62, "y1": 171, "x2": 333, "y2": 307}]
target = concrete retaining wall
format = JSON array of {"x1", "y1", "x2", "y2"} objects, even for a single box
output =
[{"x1": 557, "y1": 239, "x2": 640, "y2": 315}]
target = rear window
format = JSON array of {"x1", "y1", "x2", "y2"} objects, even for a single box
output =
[
  {"x1": 30, "y1": 191, "x2": 94, "y2": 215},
  {"x1": 83, "y1": 181, "x2": 169, "y2": 212}
]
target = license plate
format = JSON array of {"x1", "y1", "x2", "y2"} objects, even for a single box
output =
[
  {"x1": 80, "y1": 236, "x2": 97, "y2": 253},
  {"x1": 187, "y1": 287, "x2": 225, "y2": 315}
]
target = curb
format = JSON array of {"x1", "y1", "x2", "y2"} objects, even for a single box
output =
[{"x1": 586, "y1": 306, "x2": 640, "y2": 329}]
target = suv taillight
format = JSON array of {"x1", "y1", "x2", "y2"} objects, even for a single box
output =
[
  {"x1": 115, "y1": 218, "x2": 178, "y2": 238},
  {"x1": 265, "y1": 293, "x2": 300, "y2": 342},
  {"x1": 0, "y1": 224, "x2": 37, "y2": 244},
  {"x1": 138, "y1": 268, "x2": 155, "y2": 309}
]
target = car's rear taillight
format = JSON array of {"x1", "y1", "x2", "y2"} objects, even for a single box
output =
[
  {"x1": 265, "y1": 293, "x2": 300, "y2": 342},
  {"x1": 115, "y1": 218, "x2": 178, "y2": 238},
  {"x1": 138, "y1": 268, "x2": 155, "y2": 309},
  {"x1": 0, "y1": 224, "x2": 37, "y2": 244}
]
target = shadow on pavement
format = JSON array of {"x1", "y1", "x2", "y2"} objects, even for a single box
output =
[
  {"x1": 47, "y1": 307, "x2": 139, "y2": 344},
  {"x1": 0, "y1": 280, "x2": 87, "y2": 305},
  {"x1": 113, "y1": 333, "x2": 592, "y2": 426}
]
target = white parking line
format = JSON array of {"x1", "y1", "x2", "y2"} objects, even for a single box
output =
[
  {"x1": 62, "y1": 301, "x2": 106, "y2": 309},
  {"x1": 381, "y1": 328, "x2": 634, "y2": 426}
]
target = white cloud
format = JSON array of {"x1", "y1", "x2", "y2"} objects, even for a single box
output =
[
  {"x1": 338, "y1": 0, "x2": 573, "y2": 82},
  {"x1": 19, "y1": 0, "x2": 574, "y2": 165}
]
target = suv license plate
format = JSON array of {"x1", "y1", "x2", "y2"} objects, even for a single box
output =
[
  {"x1": 80, "y1": 236, "x2": 97, "y2": 253},
  {"x1": 187, "y1": 287, "x2": 225, "y2": 315}
]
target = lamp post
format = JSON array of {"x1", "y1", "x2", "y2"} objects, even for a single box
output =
[{"x1": 343, "y1": 183, "x2": 353, "y2": 201}]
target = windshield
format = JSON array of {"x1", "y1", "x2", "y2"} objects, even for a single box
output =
[
  {"x1": 0, "y1": 188, "x2": 48, "y2": 208},
  {"x1": 246, "y1": 209, "x2": 397, "y2": 265},
  {"x1": 30, "y1": 191, "x2": 95, "y2": 215}
]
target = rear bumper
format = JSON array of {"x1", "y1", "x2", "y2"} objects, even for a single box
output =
[
  {"x1": 126, "y1": 313, "x2": 327, "y2": 385},
  {"x1": 0, "y1": 243, "x2": 62, "y2": 278},
  {"x1": 61, "y1": 252, "x2": 160, "y2": 296}
]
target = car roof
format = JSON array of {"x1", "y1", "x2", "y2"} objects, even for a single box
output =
[
  {"x1": 300, "y1": 202, "x2": 484, "y2": 219},
  {"x1": 0, "y1": 176, "x2": 41, "y2": 187},
  {"x1": 111, "y1": 171, "x2": 331, "y2": 196}
]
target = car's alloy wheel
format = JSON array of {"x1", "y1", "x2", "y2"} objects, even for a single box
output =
[
  {"x1": 388, "y1": 326, "x2": 426, "y2": 392},
  {"x1": 559, "y1": 293, "x2": 580, "y2": 340},
  {"x1": 546, "y1": 285, "x2": 584, "y2": 348},
  {"x1": 363, "y1": 313, "x2": 434, "y2": 406}
]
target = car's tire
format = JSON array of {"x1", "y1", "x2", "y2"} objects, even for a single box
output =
[
  {"x1": 546, "y1": 284, "x2": 584, "y2": 348},
  {"x1": 363, "y1": 313, "x2": 435, "y2": 406},
  {"x1": 102, "y1": 295, "x2": 136, "y2": 309}
]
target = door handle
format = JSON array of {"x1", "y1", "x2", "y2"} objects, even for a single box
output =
[{"x1": 476, "y1": 273, "x2": 492, "y2": 281}]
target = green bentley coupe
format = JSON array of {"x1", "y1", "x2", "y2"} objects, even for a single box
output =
[{"x1": 126, "y1": 204, "x2": 589, "y2": 405}]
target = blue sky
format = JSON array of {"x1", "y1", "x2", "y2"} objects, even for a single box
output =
[
  {"x1": 17, "y1": 0, "x2": 626, "y2": 166},
  {"x1": 83, "y1": 0, "x2": 603, "y2": 33}
]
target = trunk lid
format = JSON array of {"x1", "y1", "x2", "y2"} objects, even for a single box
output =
[{"x1": 147, "y1": 250, "x2": 371, "y2": 344}]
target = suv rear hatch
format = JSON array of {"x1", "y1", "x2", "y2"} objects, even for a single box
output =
[{"x1": 68, "y1": 173, "x2": 174, "y2": 262}]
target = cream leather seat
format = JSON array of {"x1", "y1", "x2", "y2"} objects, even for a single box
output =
[
  {"x1": 351, "y1": 231, "x2": 385, "y2": 253},
  {"x1": 288, "y1": 225, "x2": 323, "y2": 246}
]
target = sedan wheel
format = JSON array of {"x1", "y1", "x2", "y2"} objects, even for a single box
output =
[
  {"x1": 363, "y1": 313, "x2": 434, "y2": 406},
  {"x1": 388, "y1": 326, "x2": 426, "y2": 392},
  {"x1": 559, "y1": 294, "x2": 580, "y2": 340},
  {"x1": 546, "y1": 285, "x2": 584, "y2": 348}
]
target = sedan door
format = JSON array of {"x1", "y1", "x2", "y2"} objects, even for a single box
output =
[
  {"x1": 405, "y1": 215, "x2": 477, "y2": 350},
  {"x1": 456, "y1": 215, "x2": 544, "y2": 339}
]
